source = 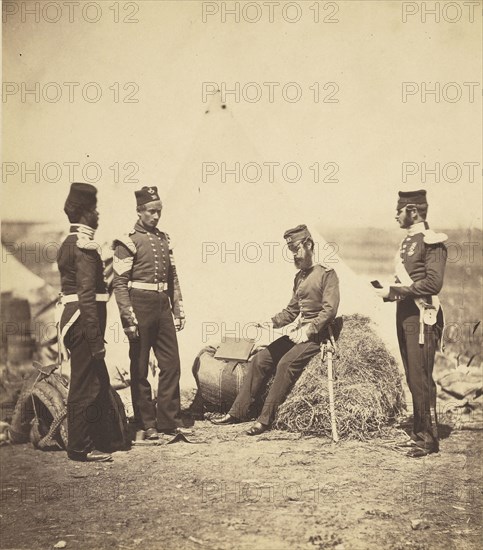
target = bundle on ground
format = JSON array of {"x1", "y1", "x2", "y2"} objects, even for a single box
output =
[{"x1": 275, "y1": 314, "x2": 404, "y2": 439}]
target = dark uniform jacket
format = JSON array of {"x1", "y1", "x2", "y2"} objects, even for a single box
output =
[
  {"x1": 57, "y1": 224, "x2": 108, "y2": 356},
  {"x1": 112, "y1": 221, "x2": 184, "y2": 331},
  {"x1": 272, "y1": 264, "x2": 340, "y2": 339},
  {"x1": 388, "y1": 223, "x2": 447, "y2": 303}
]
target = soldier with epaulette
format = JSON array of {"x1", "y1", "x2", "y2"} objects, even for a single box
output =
[
  {"x1": 213, "y1": 225, "x2": 340, "y2": 435},
  {"x1": 57, "y1": 183, "x2": 112, "y2": 462},
  {"x1": 375, "y1": 190, "x2": 447, "y2": 457},
  {"x1": 112, "y1": 186, "x2": 185, "y2": 440}
]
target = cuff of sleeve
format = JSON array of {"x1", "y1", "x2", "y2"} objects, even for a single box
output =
[
  {"x1": 388, "y1": 286, "x2": 411, "y2": 301},
  {"x1": 271, "y1": 316, "x2": 282, "y2": 329}
]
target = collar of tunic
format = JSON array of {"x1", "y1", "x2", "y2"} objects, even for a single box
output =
[
  {"x1": 133, "y1": 220, "x2": 165, "y2": 236},
  {"x1": 406, "y1": 222, "x2": 427, "y2": 237},
  {"x1": 68, "y1": 224, "x2": 96, "y2": 239}
]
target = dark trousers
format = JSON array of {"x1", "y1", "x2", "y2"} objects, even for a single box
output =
[
  {"x1": 128, "y1": 289, "x2": 181, "y2": 431},
  {"x1": 65, "y1": 307, "x2": 111, "y2": 456},
  {"x1": 397, "y1": 300, "x2": 439, "y2": 446},
  {"x1": 229, "y1": 336, "x2": 320, "y2": 426}
]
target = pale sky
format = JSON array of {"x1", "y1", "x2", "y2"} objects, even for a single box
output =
[{"x1": 2, "y1": 0, "x2": 482, "y2": 230}]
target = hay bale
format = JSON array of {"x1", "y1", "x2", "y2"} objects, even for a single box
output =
[{"x1": 275, "y1": 314, "x2": 405, "y2": 439}]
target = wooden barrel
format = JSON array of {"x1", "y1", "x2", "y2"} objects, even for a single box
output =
[{"x1": 192, "y1": 350, "x2": 251, "y2": 412}]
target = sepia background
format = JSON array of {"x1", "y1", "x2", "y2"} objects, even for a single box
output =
[
  {"x1": 2, "y1": 0, "x2": 481, "y2": 378},
  {"x1": 1, "y1": 1, "x2": 482, "y2": 549}
]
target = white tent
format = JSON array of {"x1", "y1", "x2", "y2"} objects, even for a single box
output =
[
  {"x1": 103, "y1": 94, "x2": 401, "y2": 390},
  {"x1": 1, "y1": 243, "x2": 57, "y2": 316},
  {"x1": 163, "y1": 95, "x2": 400, "y2": 386}
]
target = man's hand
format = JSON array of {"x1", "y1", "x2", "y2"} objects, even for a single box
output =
[
  {"x1": 288, "y1": 326, "x2": 309, "y2": 344},
  {"x1": 92, "y1": 348, "x2": 106, "y2": 361},
  {"x1": 125, "y1": 325, "x2": 140, "y2": 341},
  {"x1": 174, "y1": 317, "x2": 186, "y2": 331},
  {"x1": 374, "y1": 286, "x2": 390, "y2": 300}
]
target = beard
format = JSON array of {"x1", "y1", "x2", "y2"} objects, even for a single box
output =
[
  {"x1": 399, "y1": 212, "x2": 412, "y2": 229},
  {"x1": 294, "y1": 256, "x2": 313, "y2": 270},
  {"x1": 87, "y1": 217, "x2": 99, "y2": 230}
]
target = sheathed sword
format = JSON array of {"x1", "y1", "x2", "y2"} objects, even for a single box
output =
[{"x1": 322, "y1": 324, "x2": 339, "y2": 442}]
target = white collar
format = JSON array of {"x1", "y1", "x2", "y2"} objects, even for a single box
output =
[
  {"x1": 407, "y1": 222, "x2": 426, "y2": 237},
  {"x1": 69, "y1": 224, "x2": 96, "y2": 239}
]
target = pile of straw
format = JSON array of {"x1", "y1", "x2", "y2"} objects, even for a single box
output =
[{"x1": 275, "y1": 314, "x2": 404, "y2": 439}]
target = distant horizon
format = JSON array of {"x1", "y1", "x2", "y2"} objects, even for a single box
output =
[{"x1": 1, "y1": 219, "x2": 481, "y2": 232}]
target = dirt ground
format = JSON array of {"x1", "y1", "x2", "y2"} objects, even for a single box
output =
[{"x1": 1, "y1": 416, "x2": 482, "y2": 550}]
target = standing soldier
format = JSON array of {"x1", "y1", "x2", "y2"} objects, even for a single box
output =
[
  {"x1": 375, "y1": 190, "x2": 447, "y2": 458},
  {"x1": 112, "y1": 187, "x2": 185, "y2": 440},
  {"x1": 57, "y1": 182, "x2": 112, "y2": 462}
]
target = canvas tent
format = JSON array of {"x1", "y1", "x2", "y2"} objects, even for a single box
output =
[
  {"x1": 1, "y1": 243, "x2": 57, "y2": 316},
  {"x1": 100, "y1": 94, "x2": 401, "y2": 389},
  {"x1": 1, "y1": 95, "x2": 402, "y2": 394},
  {"x1": 1, "y1": 243, "x2": 58, "y2": 364}
]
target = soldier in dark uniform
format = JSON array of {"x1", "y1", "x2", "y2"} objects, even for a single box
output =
[
  {"x1": 57, "y1": 182, "x2": 112, "y2": 462},
  {"x1": 112, "y1": 187, "x2": 185, "y2": 440},
  {"x1": 375, "y1": 190, "x2": 447, "y2": 457},
  {"x1": 213, "y1": 225, "x2": 340, "y2": 435}
]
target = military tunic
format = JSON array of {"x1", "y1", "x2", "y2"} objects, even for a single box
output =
[
  {"x1": 112, "y1": 221, "x2": 184, "y2": 431},
  {"x1": 57, "y1": 224, "x2": 111, "y2": 457},
  {"x1": 387, "y1": 222, "x2": 447, "y2": 447},
  {"x1": 272, "y1": 264, "x2": 340, "y2": 340},
  {"x1": 229, "y1": 264, "x2": 340, "y2": 426}
]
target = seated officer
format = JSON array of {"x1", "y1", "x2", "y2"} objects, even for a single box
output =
[{"x1": 213, "y1": 225, "x2": 340, "y2": 435}]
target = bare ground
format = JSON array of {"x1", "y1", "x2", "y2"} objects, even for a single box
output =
[{"x1": 1, "y1": 419, "x2": 482, "y2": 550}]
